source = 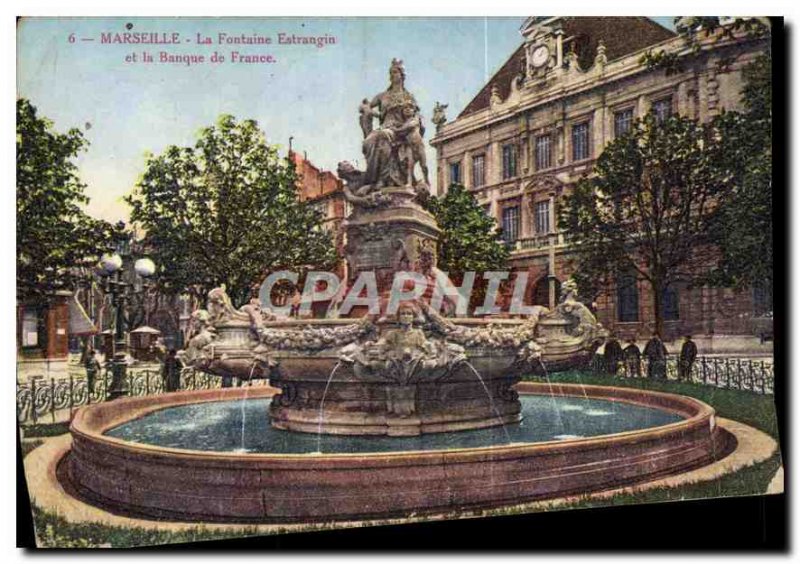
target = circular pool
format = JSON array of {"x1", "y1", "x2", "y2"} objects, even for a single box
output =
[
  {"x1": 105, "y1": 395, "x2": 683, "y2": 454},
  {"x1": 66, "y1": 382, "x2": 733, "y2": 522}
]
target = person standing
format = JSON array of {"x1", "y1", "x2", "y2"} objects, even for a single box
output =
[
  {"x1": 603, "y1": 338, "x2": 623, "y2": 377},
  {"x1": 678, "y1": 335, "x2": 698, "y2": 381},
  {"x1": 162, "y1": 348, "x2": 183, "y2": 392},
  {"x1": 644, "y1": 333, "x2": 668, "y2": 380},
  {"x1": 623, "y1": 338, "x2": 642, "y2": 378},
  {"x1": 84, "y1": 344, "x2": 101, "y2": 393}
]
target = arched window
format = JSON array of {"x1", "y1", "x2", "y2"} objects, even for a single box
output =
[{"x1": 616, "y1": 272, "x2": 639, "y2": 322}]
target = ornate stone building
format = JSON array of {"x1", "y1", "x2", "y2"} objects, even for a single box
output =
[{"x1": 430, "y1": 17, "x2": 770, "y2": 340}]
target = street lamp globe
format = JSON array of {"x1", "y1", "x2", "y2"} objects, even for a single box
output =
[
  {"x1": 134, "y1": 257, "x2": 156, "y2": 278},
  {"x1": 99, "y1": 253, "x2": 123, "y2": 275}
]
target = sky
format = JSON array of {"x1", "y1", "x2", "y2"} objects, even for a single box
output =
[{"x1": 17, "y1": 17, "x2": 675, "y2": 223}]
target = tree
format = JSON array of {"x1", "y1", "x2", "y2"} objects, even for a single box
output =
[
  {"x1": 559, "y1": 114, "x2": 728, "y2": 336},
  {"x1": 641, "y1": 17, "x2": 771, "y2": 76},
  {"x1": 126, "y1": 115, "x2": 338, "y2": 307},
  {"x1": 424, "y1": 184, "x2": 510, "y2": 309},
  {"x1": 640, "y1": 16, "x2": 773, "y2": 308},
  {"x1": 706, "y1": 53, "x2": 772, "y2": 295},
  {"x1": 16, "y1": 98, "x2": 113, "y2": 301},
  {"x1": 425, "y1": 183, "x2": 509, "y2": 274}
]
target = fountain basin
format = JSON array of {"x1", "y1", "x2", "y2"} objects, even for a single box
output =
[
  {"x1": 195, "y1": 314, "x2": 602, "y2": 436},
  {"x1": 65, "y1": 383, "x2": 732, "y2": 522}
]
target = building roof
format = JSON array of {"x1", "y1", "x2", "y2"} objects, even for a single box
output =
[{"x1": 458, "y1": 17, "x2": 676, "y2": 118}]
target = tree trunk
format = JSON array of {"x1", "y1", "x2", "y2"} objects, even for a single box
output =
[{"x1": 651, "y1": 279, "x2": 664, "y2": 338}]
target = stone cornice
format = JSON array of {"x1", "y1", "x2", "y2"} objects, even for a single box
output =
[{"x1": 430, "y1": 32, "x2": 765, "y2": 148}]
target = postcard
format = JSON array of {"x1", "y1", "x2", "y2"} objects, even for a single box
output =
[{"x1": 16, "y1": 15, "x2": 781, "y2": 549}]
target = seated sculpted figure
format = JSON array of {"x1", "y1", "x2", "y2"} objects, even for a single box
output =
[
  {"x1": 360, "y1": 58, "x2": 424, "y2": 189},
  {"x1": 556, "y1": 278, "x2": 606, "y2": 340}
]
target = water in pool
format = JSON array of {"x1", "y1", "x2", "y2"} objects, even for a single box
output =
[{"x1": 105, "y1": 395, "x2": 683, "y2": 454}]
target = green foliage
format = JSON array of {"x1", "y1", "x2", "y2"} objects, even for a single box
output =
[
  {"x1": 706, "y1": 54, "x2": 772, "y2": 292},
  {"x1": 425, "y1": 184, "x2": 509, "y2": 275},
  {"x1": 16, "y1": 99, "x2": 114, "y2": 301},
  {"x1": 619, "y1": 25, "x2": 773, "y2": 308},
  {"x1": 21, "y1": 422, "x2": 72, "y2": 438},
  {"x1": 559, "y1": 114, "x2": 726, "y2": 335},
  {"x1": 126, "y1": 115, "x2": 338, "y2": 307},
  {"x1": 642, "y1": 17, "x2": 771, "y2": 75},
  {"x1": 31, "y1": 504, "x2": 262, "y2": 548},
  {"x1": 639, "y1": 50, "x2": 684, "y2": 76}
]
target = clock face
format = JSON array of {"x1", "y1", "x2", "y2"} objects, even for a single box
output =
[{"x1": 531, "y1": 44, "x2": 550, "y2": 68}]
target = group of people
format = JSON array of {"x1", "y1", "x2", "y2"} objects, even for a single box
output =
[{"x1": 602, "y1": 334, "x2": 697, "y2": 381}]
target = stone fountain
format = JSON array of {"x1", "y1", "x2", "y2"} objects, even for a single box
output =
[
  {"x1": 179, "y1": 58, "x2": 608, "y2": 437},
  {"x1": 64, "y1": 60, "x2": 731, "y2": 523}
]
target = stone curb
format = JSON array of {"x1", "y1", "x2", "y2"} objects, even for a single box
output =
[{"x1": 22, "y1": 417, "x2": 778, "y2": 541}]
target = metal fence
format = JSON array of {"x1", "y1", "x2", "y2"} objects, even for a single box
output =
[
  {"x1": 15, "y1": 367, "x2": 230, "y2": 424},
  {"x1": 588, "y1": 354, "x2": 775, "y2": 395},
  {"x1": 18, "y1": 354, "x2": 774, "y2": 424}
]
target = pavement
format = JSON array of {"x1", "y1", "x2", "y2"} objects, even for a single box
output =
[{"x1": 766, "y1": 465, "x2": 784, "y2": 494}]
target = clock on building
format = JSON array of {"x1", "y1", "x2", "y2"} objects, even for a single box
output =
[{"x1": 530, "y1": 44, "x2": 550, "y2": 68}]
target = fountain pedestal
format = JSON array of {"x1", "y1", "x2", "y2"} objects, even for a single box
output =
[
  {"x1": 343, "y1": 187, "x2": 440, "y2": 292},
  {"x1": 267, "y1": 355, "x2": 523, "y2": 436}
]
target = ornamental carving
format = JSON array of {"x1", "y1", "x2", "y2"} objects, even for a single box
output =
[{"x1": 524, "y1": 175, "x2": 564, "y2": 213}]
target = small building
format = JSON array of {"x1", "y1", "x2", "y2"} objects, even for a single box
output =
[{"x1": 17, "y1": 291, "x2": 96, "y2": 380}]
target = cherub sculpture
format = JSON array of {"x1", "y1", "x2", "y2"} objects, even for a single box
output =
[{"x1": 396, "y1": 102, "x2": 429, "y2": 188}]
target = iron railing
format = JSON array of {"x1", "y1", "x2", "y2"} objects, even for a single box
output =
[
  {"x1": 588, "y1": 354, "x2": 774, "y2": 395},
  {"x1": 17, "y1": 354, "x2": 774, "y2": 424},
  {"x1": 15, "y1": 367, "x2": 247, "y2": 424}
]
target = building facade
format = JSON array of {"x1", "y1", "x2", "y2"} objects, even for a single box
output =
[
  {"x1": 291, "y1": 150, "x2": 349, "y2": 279},
  {"x1": 430, "y1": 17, "x2": 770, "y2": 340}
]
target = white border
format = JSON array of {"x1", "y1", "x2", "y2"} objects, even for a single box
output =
[{"x1": 4, "y1": 1, "x2": 795, "y2": 561}]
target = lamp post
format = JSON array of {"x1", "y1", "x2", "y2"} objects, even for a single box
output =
[{"x1": 98, "y1": 231, "x2": 156, "y2": 401}]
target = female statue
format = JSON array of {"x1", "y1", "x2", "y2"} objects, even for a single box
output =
[{"x1": 361, "y1": 58, "x2": 424, "y2": 189}]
